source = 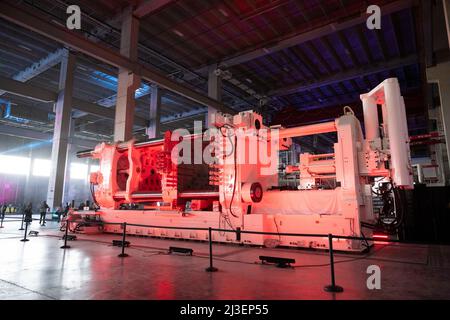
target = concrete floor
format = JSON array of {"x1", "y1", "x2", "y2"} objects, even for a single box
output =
[{"x1": 1, "y1": 215, "x2": 450, "y2": 300}]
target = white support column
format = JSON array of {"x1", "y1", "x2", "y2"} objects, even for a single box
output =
[
  {"x1": 114, "y1": 6, "x2": 141, "y2": 142},
  {"x1": 24, "y1": 146, "x2": 33, "y2": 205},
  {"x1": 47, "y1": 50, "x2": 76, "y2": 209},
  {"x1": 383, "y1": 78, "x2": 411, "y2": 187},
  {"x1": 63, "y1": 118, "x2": 75, "y2": 205},
  {"x1": 146, "y1": 85, "x2": 161, "y2": 139},
  {"x1": 206, "y1": 64, "x2": 222, "y2": 128},
  {"x1": 427, "y1": 61, "x2": 450, "y2": 176},
  {"x1": 360, "y1": 93, "x2": 379, "y2": 140}
]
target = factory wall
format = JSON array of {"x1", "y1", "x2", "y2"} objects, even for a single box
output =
[{"x1": 0, "y1": 134, "x2": 96, "y2": 210}]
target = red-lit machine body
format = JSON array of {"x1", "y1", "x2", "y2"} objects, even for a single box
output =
[{"x1": 77, "y1": 78, "x2": 413, "y2": 252}]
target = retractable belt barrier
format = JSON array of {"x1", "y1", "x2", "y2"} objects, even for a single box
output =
[{"x1": 3, "y1": 216, "x2": 434, "y2": 294}]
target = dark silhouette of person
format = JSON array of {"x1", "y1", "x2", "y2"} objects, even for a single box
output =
[
  {"x1": 24, "y1": 202, "x2": 33, "y2": 224},
  {"x1": 0, "y1": 202, "x2": 6, "y2": 221},
  {"x1": 55, "y1": 205, "x2": 63, "y2": 223},
  {"x1": 63, "y1": 203, "x2": 70, "y2": 218},
  {"x1": 39, "y1": 201, "x2": 50, "y2": 226},
  {"x1": 78, "y1": 202, "x2": 86, "y2": 210}
]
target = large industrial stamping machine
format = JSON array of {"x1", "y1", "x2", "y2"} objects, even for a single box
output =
[{"x1": 77, "y1": 78, "x2": 413, "y2": 252}]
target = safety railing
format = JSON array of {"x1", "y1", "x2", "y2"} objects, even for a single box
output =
[{"x1": 1, "y1": 214, "x2": 416, "y2": 293}]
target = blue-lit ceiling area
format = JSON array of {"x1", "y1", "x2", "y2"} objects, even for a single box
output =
[{"x1": 0, "y1": 0, "x2": 428, "y2": 148}]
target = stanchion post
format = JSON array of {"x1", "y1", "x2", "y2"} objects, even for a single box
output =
[
  {"x1": 60, "y1": 220, "x2": 71, "y2": 249},
  {"x1": 20, "y1": 220, "x2": 29, "y2": 242},
  {"x1": 0, "y1": 215, "x2": 4, "y2": 228},
  {"x1": 205, "y1": 227, "x2": 218, "y2": 272},
  {"x1": 324, "y1": 234, "x2": 343, "y2": 293},
  {"x1": 19, "y1": 212, "x2": 25, "y2": 230},
  {"x1": 236, "y1": 227, "x2": 241, "y2": 242},
  {"x1": 118, "y1": 222, "x2": 129, "y2": 258}
]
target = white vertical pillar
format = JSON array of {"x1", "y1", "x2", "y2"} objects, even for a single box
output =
[
  {"x1": 383, "y1": 78, "x2": 412, "y2": 187},
  {"x1": 62, "y1": 118, "x2": 75, "y2": 205},
  {"x1": 360, "y1": 93, "x2": 379, "y2": 140},
  {"x1": 146, "y1": 85, "x2": 161, "y2": 139},
  {"x1": 24, "y1": 146, "x2": 33, "y2": 205},
  {"x1": 47, "y1": 50, "x2": 75, "y2": 209},
  {"x1": 114, "y1": 6, "x2": 141, "y2": 142},
  {"x1": 206, "y1": 64, "x2": 222, "y2": 128}
]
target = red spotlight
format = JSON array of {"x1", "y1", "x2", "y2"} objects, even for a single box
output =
[
  {"x1": 373, "y1": 233, "x2": 389, "y2": 244},
  {"x1": 373, "y1": 234, "x2": 389, "y2": 239}
]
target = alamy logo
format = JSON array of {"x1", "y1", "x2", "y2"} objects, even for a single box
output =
[
  {"x1": 366, "y1": 265, "x2": 381, "y2": 289},
  {"x1": 366, "y1": 5, "x2": 381, "y2": 30},
  {"x1": 66, "y1": 5, "x2": 81, "y2": 30},
  {"x1": 170, "y1": 121, "x2": 280, "y2": 176}
]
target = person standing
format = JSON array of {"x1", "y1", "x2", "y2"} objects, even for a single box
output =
[
  {"x1": 24, "y1": 202, "x2": 33, "y2": 224},
  {"x1": 55, "y1": 205, "x2": 63, "y2": 223},
  {"x1": 39, "y1": 201, "x2": 50, "y2": 226},
  {"x1": 78, "y1": 202, "x2": 86, "y2": 210},
  {"x1": 0, "y1": 202, "x2": 6, "y2": 228},
  {"x1": 0, "y1": 202, "x2": 6, "y2": 221},
  {"x1": 63, "y1": 203, "x2": 70, "y2": 218}
]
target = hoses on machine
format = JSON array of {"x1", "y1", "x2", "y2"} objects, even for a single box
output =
[
  {"x1": 228, "y1": 135, "x2": 239, "y2": 219},
  {"x1": 89, "y1": 182, "x2": 100, "y2": 211},
  {"x1": 380, "y1": 187, "x2": 406, "y2": 233},
  {"x1": 216, "y1": 124, "x2": 238, "y2": 233},
  {"x1": 366, "y1": 179, "x2": 407, "y2": 234}
]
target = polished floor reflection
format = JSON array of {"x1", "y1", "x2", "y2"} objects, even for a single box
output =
[{"x1": 1, "y1": 217, "x2": 450, "y2": 300}]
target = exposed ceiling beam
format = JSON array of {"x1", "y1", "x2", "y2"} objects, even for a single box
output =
[
  {"x1": 0, "y1": 48, "x2": 65, "y2": 97},
  {"x1": 0, "y1": 2, "x2": 233, "y2": 114},
  {"x1": 196, "y1": 0, "x2": 414, "y2": 71},
  {"x1": 0, "y1": 75, "x2": 207, "y2": 127},
  {"x1": 0, "y1": 75, "x2": 56, "y2": 102},
  {"x1": 269, "y1": 54, "x2": 418, "y2": 96},
  {"x1": 0, "y1": 124, "x2": 99, "y2": 149},
  {"x1": 160, "y1": 108, "x2": 207, "y2": 123},
  {"x1": 0, "y1": 75, "x2": 148, "y2": 127},
  {"x1": 134, "y1": 0, "x2": 176, "y2": 18}
]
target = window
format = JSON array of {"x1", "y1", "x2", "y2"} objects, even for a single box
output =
[
  {"x1": 89, "y1": 165, "x2": 99, "y2": 173},
  {"x1": 70, "y1": 163, "x2": 88, "y2": 180},
  {"x1": 0, "y1": 155, "x2": 30, "y2": 175},
  {"x1": 32, "y1": 159, "x2": 51, "y2": 177}
]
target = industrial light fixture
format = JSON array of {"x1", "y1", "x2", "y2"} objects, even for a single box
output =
[
  {"x1": 218, "y1": 8, "x2": 229, "y2": 17},
  {"x1": 373, "y1": 233, "x2": 389, "y2": 239},
  {"x1": 169, "y1": 246, "x2": 193, "y2": 255},
  {"x1": 51, "y1": 19, "x2": 65, "y2": 27},
  {"x1": 173, "y1": 29, "x2": 184, "y2": 37},
  {"x1": 259, "y1": 256, "x2": 295, "y2": 268},
  {"x1": 17, "y1": 44, "x2": 32, "y2": 51}
]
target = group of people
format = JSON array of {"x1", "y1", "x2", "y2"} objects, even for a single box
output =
[
  {"x1": 19, "y1": 201, "x2": 72, "y2": 226},
  {"x1": 1, "y1": 202, "x2": 33, "y2": 223},
  {"x1": 0, "y1": 203, "x2": 18, "y2": 215},
  {"x1": 1, "y1": 199, "x2": 92, "y2": 227}
]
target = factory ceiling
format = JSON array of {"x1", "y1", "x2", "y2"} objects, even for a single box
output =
[{"x1": 0, "y1": 0, "x2": 429, "y2": 146}]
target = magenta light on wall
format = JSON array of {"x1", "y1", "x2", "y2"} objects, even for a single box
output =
[{"x1": 0, "y1": 180, "x2": 18, "y2": 203}]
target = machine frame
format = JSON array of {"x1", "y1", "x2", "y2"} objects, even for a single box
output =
[{"x1": 76, "y1": 78, "x2": 413, "y2": 252}]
